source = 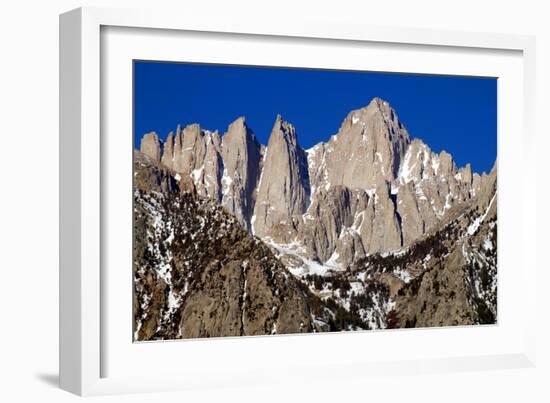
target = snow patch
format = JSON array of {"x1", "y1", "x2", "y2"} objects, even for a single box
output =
[
  {"x1": 264, "y1": 237, "x2": 342, "y2": 277},
  {"x1": 390, "y1": 183, "x2": 400, "y2": 195},
  {"x1": 415, "y1": 185, "x2": 427, "y2": 201},
  {"x1": 431, "y1": 157, "x2": 440, "y2": 175},
  {"x1": 325, "y1": 251, "x2": 340, "y2": 267},
  {"x1": 349, "y1": 211, "x2": 365, "y2": 235},
  {"x1": 190, "y1": 165, "x2": 204, "y2": 183},
  {"x1": 393, "y1": 266, "x2": 413, "y2": 283},
  {"x1": 256, "y1": 147, "x2": 268, "y2": 191},
  {"x1": 467, "y1": 193, "x2": 496, "y2": 235},
  {"x1": 398, "y1": 149, "x2": 414, "y2": 183},
  {"x1": 221, "y1": 169, "x2": 233, "y2": 197}
]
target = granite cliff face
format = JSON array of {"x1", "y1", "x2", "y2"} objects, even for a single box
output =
[
  {"x1": 252, "y1": 115, "x2": 311, "y2": 238},
  {"x1": 138, "y1": 98, "x2": 494, "y2": 271},
  {"x1": 299, "y1": 172, "x2": 497, "y2": 330},
  {"x1": 140, "y1": 131, "x2": 162, "y2": 162},
  {"x1": 134, "y1": 97, "x2": 497, "y2": 338},
  {"x1": 317, "y1": 98, "x2": 410, "y2": 191},
  {"x1": 220, "y1": 117, "x2": 262, "y2": 231}
]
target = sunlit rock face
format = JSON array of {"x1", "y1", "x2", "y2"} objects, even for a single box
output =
[
  {"x1": 134, "y1": 96, "x2": 497, "y2": 338},
  {"x1": 135, "y1": 97, "x2": 495, "y2": 312}
]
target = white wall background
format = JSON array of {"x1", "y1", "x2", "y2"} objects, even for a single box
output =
[{"x1": 0, "y1": 0, "x2": 548, "y2": 401}]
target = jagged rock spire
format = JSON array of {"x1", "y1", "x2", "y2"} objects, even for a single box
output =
[
  {"x1": 221, "y1": 116, "x2": 262, "y2": 230},
  {"x1": 315, "y1": 98, "x2": 411, "y2": 192},
  {"x1": 140, "y1": 131, "x2": 162, "y2": 162},
  {"x1": 251, "y1": 114, "x2": 310, "y2": 237}
]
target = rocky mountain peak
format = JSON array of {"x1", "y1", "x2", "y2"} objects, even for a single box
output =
[
  {"x1": 134, "y1": 97, "x2": 497, "y2": 339},
  {"x1": 137, "y1": 100, "x2": 493, "y2": 271},
  {"x1": 270, "y1": 114, "x2": 299, "y2": 148},
  {"x1": 252, "y1": 115, "x2": 310, "y2": 238},
  {"x1": 140, "y1": 131, "x2": 162, "y2": 162},
  {"x1": 397, "y1": 139, "x2": 459, "y2": 185},
  {"x1": 223, "y1": 116, "x2": 258, "y2": 148},
  {"x1": 227, "y1": 115, "x2": 247, "y2": 131},
  {"x1": 220, "y1": 116, "x2": 262, "y2": 230},
  {"x1": 314, "y1": 98, "x2": 411, "y2": 193},
  {"x1": 342, "y1": 98, "x2": 409, "y2": 141},
  {"x1": 369, "y1": 96, "x2": 396, "y2": 116},
  {"x1": 161, "y1": 131, "x2": 174, "y2": 167}
]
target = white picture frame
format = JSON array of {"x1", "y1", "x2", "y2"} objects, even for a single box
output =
[{"x1": 59, "y1": 6, "x2": 537, "y2": 396}]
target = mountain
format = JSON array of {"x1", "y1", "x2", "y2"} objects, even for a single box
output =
[
  {"x1": 134, "y1": 97, "x2": 497, "y2": 338},
  {"x1": 252, "y1": 114, "x2": 311, "y2": 238},
  {"x1": 141, "y1": 98, "x2": 492, "y2": 271},
  {"x1": 133, "y1": 151, "x2": 315, "y2": 340},
  {"x1": 310, "y1": 163, "x2": 497, "y2": 329},
  {"x1": 220, "y1": 117, "x2": 262, "y2": 231}
]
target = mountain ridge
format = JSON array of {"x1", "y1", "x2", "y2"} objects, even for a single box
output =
[
  {"x1": 138, "y1": 97, "x2": 496, "y2": 272},
  {"x1": 133, "y1": 144, "x2": 497, "y2": 340}
]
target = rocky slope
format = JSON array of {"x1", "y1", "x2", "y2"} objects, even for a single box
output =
[
  {"x1": 134, "y1": 97, "x2": 497, "y2": 338},
  {"x1": 133, "y1": 152, "x2": 315, "y2": 340},
  {"x1": 300, "y1": 165, "x2": 497, "y2": 330}
]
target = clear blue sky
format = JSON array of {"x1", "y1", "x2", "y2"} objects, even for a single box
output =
[{"x1": 134, "y1": 61, "x2": 497, "y2": 174}]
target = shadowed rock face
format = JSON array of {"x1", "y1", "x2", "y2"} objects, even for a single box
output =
[{"x1": 133, "y1": 156, "x2": 314, "y2": 340}]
